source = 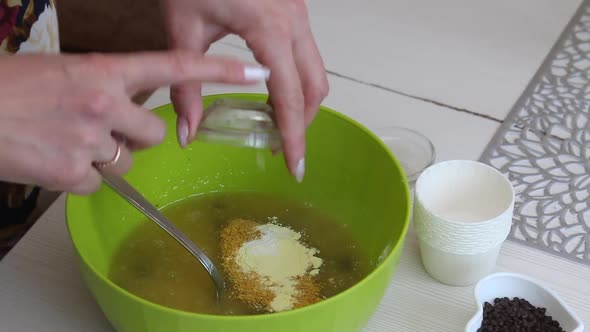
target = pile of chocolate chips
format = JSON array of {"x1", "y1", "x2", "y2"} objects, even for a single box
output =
[{"x1": 478, "y1": 297, "x2": 565, "y2": 332}]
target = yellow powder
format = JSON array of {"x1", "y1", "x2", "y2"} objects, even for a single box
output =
[
  {"x1": 220, "y1": 218, "x2": 323, "y2": 312},
  {"x1": 236, "y1": 223, "x2": 322, "y2": 279}
]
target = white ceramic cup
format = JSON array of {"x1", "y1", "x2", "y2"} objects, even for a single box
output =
[{"x1": 413, "y1": 160, "x2": 515, "y2": 286}]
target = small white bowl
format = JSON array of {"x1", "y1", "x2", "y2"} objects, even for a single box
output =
[{"x1": 465, "y1": 272, "x2": 584, "y2": 332}]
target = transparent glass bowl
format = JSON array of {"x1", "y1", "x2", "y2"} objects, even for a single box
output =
[{"x1": 372, "y1": 126, "x2": 435, "y2": 186}]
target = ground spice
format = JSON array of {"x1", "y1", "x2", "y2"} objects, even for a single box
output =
[
  {"x1": 219, "y1": 218, "x2": 273, "y2": 311},
  {"x1": 219, "y1": 218, "x2": 323, "y2": 312},
  {"x1": 293, "y1": 275, "x2": 322, "y2": 308}
]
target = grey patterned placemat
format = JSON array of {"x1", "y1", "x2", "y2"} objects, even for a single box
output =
[{"x1": 480, "y1": 0, "x2": 590, "y2": 265}]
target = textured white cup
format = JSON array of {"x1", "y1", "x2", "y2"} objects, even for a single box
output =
[{"x1": 413, "y1": 160, "x2": 515, "y2": 286}]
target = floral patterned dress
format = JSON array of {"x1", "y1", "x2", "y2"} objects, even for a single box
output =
[{"x1": 0, "y1": 0, "x2": 59, "y2": 258}]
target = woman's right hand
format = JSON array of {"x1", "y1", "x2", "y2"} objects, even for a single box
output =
[{"x1": 0, "y1": 51, "x2": 268, "y2": 194}]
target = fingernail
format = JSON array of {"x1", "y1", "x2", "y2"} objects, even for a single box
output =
[
  {"x1": 244, "y1": 66, "x2": 270, "y2": 81},
  {"x1": 177, "y1": 116, "x2": 188, "y2": 148},
  {"x1": 295, "y1": 158, "x2": 305, "y2": 183}
]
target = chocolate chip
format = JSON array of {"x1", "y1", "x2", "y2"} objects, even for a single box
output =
[{"x1": 478, "y1": 297, "x2": 565, "y2": 332}]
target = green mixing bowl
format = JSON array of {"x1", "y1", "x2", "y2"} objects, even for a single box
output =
[{"x1": 66, "y1": 93, "x2": 411, "y2": 332}]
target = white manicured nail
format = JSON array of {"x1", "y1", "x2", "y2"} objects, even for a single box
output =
[
  {"x1": 244, "y1": 66, "x2": 270, "y2": 81},
  {"x1": 178, "y1": 116, "x2": 188, "y2": 148},
  {"x1": 296, "y1": 158, "x2": 305, "y2": 183}
]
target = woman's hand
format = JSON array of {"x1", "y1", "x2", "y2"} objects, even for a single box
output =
[
  {"x1": 161, "y1": 0, "x2": 330, "y2": 182},
  {"x1": 0, "y1": 51, "x2": 268, "y2": 194}
]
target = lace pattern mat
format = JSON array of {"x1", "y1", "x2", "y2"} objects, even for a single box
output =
[{"x1": 480, "y1": 0, "x2": 590, "y2": 265}]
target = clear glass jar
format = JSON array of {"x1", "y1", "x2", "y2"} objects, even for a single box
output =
[{"x1": 196, "y1": 98, "x2": 282, "y2": 151}]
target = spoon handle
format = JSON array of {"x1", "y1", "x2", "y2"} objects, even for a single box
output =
[{"x1": 99, "y1": 172, "x2": 225, "y2": 294}]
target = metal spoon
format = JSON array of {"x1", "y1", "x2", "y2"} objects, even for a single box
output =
[
  {"x1": 99, "y1": 172, "x2": 225, "y2": 301},
  {"x1": 98, "y1": 98, "x2": 281, "y2": 303}
]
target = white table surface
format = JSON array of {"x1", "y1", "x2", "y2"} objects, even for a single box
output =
[{"x1": 1, "y1": 1, "x2": 589, "y2": 331}]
